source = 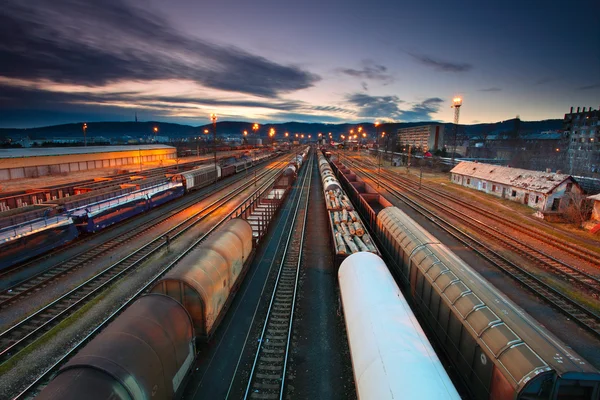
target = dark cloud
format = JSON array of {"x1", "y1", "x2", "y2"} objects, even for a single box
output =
[
  {"x1": 479, "y1": 87, "x2": 502, "y2": 92},
  {"x1": 339, "y1": 60, "x2": 394, "y2": 84},
  {"x1": 577, "y1": 83, "x2": 600, "y2": 91},
  {"x1": 409, "y1": 53, "x2": 472, "y2": 73},
  {"x1": 346, "y1": 93, "x2": 443, "y2": 121},
  {"x1": 398, "y1": 97, "x2": 444, "y2": 121},
  {"x1": 0, "y1": 0, "x2": 320, "y2": 97},
  {"x1": 269, "y1": 113, "x2": 348, "y2": 123},
  {"x1": 312, "y1": 105, "x2": 356, "y2": 115},
  {"x1": 346, "y1": 93, "x2": 404, "y2": 119}
]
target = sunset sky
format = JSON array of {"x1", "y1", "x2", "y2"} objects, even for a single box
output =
[{"x1": 1, "y1": 0, "x2": 598, "y2": 128}]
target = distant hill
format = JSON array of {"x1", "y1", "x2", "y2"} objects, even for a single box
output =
[{"x1": 0, "y1": 118, "x2": 563, "y2": 140}]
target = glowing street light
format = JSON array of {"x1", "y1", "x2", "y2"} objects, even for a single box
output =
[
  {"x1": 153, "y1": 126, "x2": 158, "y2": 142},
  {"x1": 285, "y1": 132, "x2": 289, "y2": 137},
  {"x1": 204, "y1": 129, "x2": 209, "y2": 134},
  {"x1": 210, "y1": 113, "x2": 218, "y2": 183},
  {"x1": 82, "y1": 123, "x2": 88, "y2": 147}
]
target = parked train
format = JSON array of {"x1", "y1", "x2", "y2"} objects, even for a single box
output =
[
  {"x1": 36, "y1": 152, "x2": 311, "y2": 400},
  {"x1": 326, "y1": 154, "x2": 600, "y2": 399},
  {"x1": 0, "y1": 155, "x2": 278, "y2": 270},
  {"x1": 339, "y1": 252, "x2": 460, "y2": 400}
]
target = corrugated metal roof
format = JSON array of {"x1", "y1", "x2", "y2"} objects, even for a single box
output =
[
  {"x1": 451, "y1": 161, "x2": 573, "y2": 194},
  {"x1": 0, "y1": 145, "x2": 175, "y2": 159}
]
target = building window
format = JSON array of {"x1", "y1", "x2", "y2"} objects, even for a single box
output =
[
  {"x1": 535, "y1": 195, "x2": 540, "y2": 204},
  {"x1": 565, "y1": 183, "x2": 573, "y2": 193},
  {"x1": 467, "y1": 178, "x2": 471, "y2": 185},
  {"x1": 492, "y1": 184, "x2": 496, "y2": 192},
  {"x1": 482, "y1": 182, "x2": 487, "y2": 189},
  {"x1": 511, "y1": 190, "x2": 517, "y2": 197}
]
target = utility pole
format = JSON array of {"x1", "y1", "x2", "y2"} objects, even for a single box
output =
[
  {"x1": 451, "y1": 97, "x2": 463, "y2": 166},
  {"x1": 210, "y1": 114, "x2": 218, "y2": 184}
]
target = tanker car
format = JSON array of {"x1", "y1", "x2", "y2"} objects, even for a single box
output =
[
  {"x1": 339, "y1": 252, "x2": 460, "y2": 400},
  {"x1": 37, "y1": 218, "x2": 254, "y2": 400}
]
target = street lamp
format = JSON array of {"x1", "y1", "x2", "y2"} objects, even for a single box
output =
[
  {"x1": 451, "y1": 96, "x2": 463, "y2": 166},
  {"x1": 82, "y1": 123, "x2": 88, "y2": 147},
  {"x1": 269, "y1": 127, "x2": 275, "y2": 145},
  {"x1": 210, "y1": 113, "x2": 218, "y2": 183},
  {"x1": 153, "y1": 126, "x2": 159, "y2": 143},
  {"x1": 252, "y1": 123, "x2": 259, "y2": 185}
]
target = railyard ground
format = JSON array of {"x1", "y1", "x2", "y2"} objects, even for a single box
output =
[{"x1": 363, "y1": 152, "x2": 599, "y2": 249}]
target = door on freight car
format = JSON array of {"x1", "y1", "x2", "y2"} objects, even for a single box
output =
[{"x1": 154, "y1": 281, "x2": 205, "y2": 337}]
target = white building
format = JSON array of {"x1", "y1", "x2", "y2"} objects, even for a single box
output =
[
  {"x1": 450, "y1": 161, "x2": 583, "y2": 212},
  {"x1": 396, "y1": 124, "x2": 444, "y2": 152}
]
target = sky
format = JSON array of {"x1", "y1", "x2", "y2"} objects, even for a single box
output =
[{"x1": 0, "y1": 0, "x2": 599, "y2": 128}]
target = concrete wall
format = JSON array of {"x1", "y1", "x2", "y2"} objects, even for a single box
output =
[{"x1": 0, "y1": 148, "x2": 176, "y2": 181}]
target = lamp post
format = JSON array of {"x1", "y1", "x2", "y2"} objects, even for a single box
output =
[
  {"x1": 82, "y1": 123, "x2": 87, "y2": 147},
  {"x1": 153, "y1": 126, "x2": 158, "y2": 143},
  {"x1": 269, "y1": 127, "x2": 275, "y2": 146},
  {"x1": 252, "y1": 123, "x2": 259, "y2": 186},
  {"x1": 210, "y1": 113, "x2": 218, "y2": 184},
  {"x1": 451, "y1": 96, "x2": 463, "y2": 166}
]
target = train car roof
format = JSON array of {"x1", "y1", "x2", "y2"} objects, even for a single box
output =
[{"x1": 426, "y1": 242, "x2": 600, "y2": 381}]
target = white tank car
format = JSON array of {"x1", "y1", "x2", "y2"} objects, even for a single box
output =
[{"x1": 338, "y1": 252, "x2": 460, "y2": 400}]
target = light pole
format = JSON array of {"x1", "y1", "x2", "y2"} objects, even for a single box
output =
[
  {"x1": 451, "y1": 96, "x2": 463, "y2": 166},
  {"x1": 210, "y1": 113, "x2": 218, "y2": 184},
  {"x1": 252, "y1": 123, "x2": 259, "y2": 186},
  {"x1": 153, "y1": 126, "x2": 158, "y2": 142},
  {"x1": 269, "y1": 127, "x2": 275, "y2": 146},
  {"x1": 82, "y1": 123, "x2": 87, "y2": 147}
]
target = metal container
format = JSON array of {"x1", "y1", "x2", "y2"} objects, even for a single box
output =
[
  {"x1": 151, "y1": 218, "x2": 253, "y2": 339},
  {"x1": 38, "y1": 294, "x2": 195, "y2": 400}
]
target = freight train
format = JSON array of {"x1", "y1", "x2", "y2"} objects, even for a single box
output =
[
  {"x1": 328, "y1": 154, "x2": 600, "y2": 400},
  {"x1": 0, "y1": 154, "x2": 278, "y2": 270},
  {"x1": 339, "y1": 252, "x2": 460, "y2": 399},
  {"x1": 36, "y1": 150, "x2": 311, "y2": 400}
]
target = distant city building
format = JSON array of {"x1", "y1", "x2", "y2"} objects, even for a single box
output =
[
  {"x1": 396, "y1": 124, "x2": 444, "y2": 152},
  {"x1": 564, "y1": 106, "x2": 600, "y2": 176}
]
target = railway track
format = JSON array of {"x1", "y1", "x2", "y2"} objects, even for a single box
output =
[
  {"x1": 0, "y1": 156, "x2": 276, "y2": 288},
  {"x1": 0, "y1": 158, "x2": 290, "y2": 366},
  {"x1": 242, "y1": 152, "x2": 312, "y2": 400},
  {"x1": 349, "y1": 155, "x2": 600, "y2": 294},
  {"x1": 344, "y1": 155, "x2": 600, "y2": 338},
  {"x1": 11, "y1": 159, "x2": 288, "y2": 400},
  {"x1": 0, "y1": 159, "x2": 287, "y2": 309},
  {"x1": 361, "y1": 154, "x2": 600, "y2": 268}
]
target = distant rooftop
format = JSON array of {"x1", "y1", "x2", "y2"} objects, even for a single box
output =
[
  {"x1": 0, "y1": 145, "x2": 175, "y2": 159},
  {"x1": 451, "y1": 161, "x2": 574, "y2": 194}
]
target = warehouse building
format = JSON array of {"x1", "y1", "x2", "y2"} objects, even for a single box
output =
[
  {"x1": 450, "y1": 161, "x2": 583, "y2": 212},
  {"x1": 0, "y1": 145, "x2": 176, "y2": 181}
]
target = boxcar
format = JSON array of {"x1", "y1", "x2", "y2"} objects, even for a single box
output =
[{"x1": 376, "y1": 206, "x2": 600, "y2": 400}]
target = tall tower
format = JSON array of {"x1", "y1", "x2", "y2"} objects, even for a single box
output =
[{"x1": 451, "y1": 97, "x2": 463, "y2": 164}]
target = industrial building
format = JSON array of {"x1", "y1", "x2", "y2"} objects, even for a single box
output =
[
  {"x1": 396, "y1": 124, "x2": 444, "y2": 153},
  {"x1": 0, "y1": 145, "x2": 176, "y2": 181},
  {"x1": 450, "y1": 161, "x2": 583, "y2": 212},
  {"x1": 564, "y1": 106, "x2": 600, "y2": 175}
]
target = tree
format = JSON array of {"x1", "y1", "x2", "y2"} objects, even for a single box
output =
[{"x1": 563, "y1": 191, "x2": 594, "y2": 228}]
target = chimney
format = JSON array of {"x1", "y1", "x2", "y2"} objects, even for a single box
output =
[
  {"x1": 570, "y1": 106, "x2": 573, "y2": 113},
  {"x1": 577, "y1": 107, "x2": 580, "y2": 113}
]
